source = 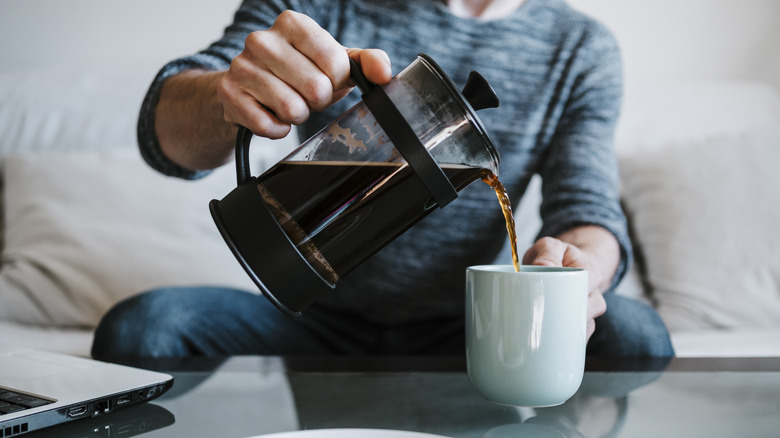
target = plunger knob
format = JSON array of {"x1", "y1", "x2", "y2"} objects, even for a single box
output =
[{"x1": 461, "y1": 71, "x2": 500, "y2": 111}]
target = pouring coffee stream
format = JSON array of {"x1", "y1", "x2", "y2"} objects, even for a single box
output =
[
  {"x1": 210, "y1": 53, "x2": 518, "y2": 317},
  {"x1": 482, "y1": 170, "x2": 520, "y2": 272}
]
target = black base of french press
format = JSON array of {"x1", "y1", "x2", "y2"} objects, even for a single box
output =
[{"x1": 209, "y1": 180, "x2": 334, "y2": 319}]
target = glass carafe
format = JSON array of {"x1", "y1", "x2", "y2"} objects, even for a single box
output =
[{"x1": 210, "y1": 53, "x2": 500, "y2": 317}]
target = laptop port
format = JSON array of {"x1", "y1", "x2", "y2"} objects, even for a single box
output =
[
  {"x1": 67, "y1": 405, "x2": 89, "y2": 418},
  {"x1": 94, "y1": 399, "x2": 112, "y2": 415},
  {"x1": 115, "y1": 395, "x2": 131, "y2": 406}
]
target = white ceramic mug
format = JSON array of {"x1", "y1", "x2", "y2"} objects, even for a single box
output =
[{"x1": 466, "y1": 265, "x2": 588, "y2": 407}]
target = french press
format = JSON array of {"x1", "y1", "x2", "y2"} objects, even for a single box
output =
[{"x1": 210, "y1": 53, "x2": 500, "y2": 317}]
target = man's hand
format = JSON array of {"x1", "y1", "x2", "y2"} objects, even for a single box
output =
[
  {"x1": 217, "y1": 10, "x2": 392, "y2": 139},
  {"x1": 155, "y1": 10, "x2": 391, "y2": 172},
  {"x1": 522, "y1": 225, "x2": 620, "y2": 342}
]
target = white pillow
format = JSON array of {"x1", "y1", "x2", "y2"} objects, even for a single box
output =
[
  {"x1": 616, "y1": 80, "x2": 780, "y2": 155},
  {"x1": 0, "y1": 69, "x2": 150, "y2": 156},
  {"x1": 619, "y1": 125, "x2": 780, "y2": 330},
  {"x1": 0, "y1": 149, "x2": 259, "y2": 327}
]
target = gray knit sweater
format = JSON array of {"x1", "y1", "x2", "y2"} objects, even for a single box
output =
[{"x1": 138, "y1": 0, "x2": 631, "y2": 325}]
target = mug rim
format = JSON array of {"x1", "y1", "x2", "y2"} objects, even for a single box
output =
[{"x1": 466, "y1": 264, "x2": 585, "y2": 275}]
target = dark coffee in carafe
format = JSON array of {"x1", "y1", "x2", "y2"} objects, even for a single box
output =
[{"x1": 257, "y1": 160, "x2": 486, "y2": 284}]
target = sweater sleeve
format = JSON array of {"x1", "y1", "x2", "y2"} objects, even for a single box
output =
[
  {"x1": 535, "y1": 22, "x2": 632, "y2": 292},
  {"x1": 137, "y1": 56, "x2": 231, "y2": 180},
  {"x1": 136, "y1": 0, "x2": 296, "y2": 179}
]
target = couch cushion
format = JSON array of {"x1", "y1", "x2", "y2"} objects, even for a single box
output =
[
  {"x1": 615, "y1": 80, "x2": 780, "y2": 153},
  {"x1": 619, "y1": 125, "x2": 780, "y2": 330},
  {"x1": 0, "y1": 69, "x2": 149, "y2": 157},
  {"x1": 0, "y1": 320, "x2": 94, "y2": 357},
  {"x1": 671, "y1": 328, "x2": 780, "y2": 357},
  {"x1": 0, "y1": 149, "x2": 261, "y2": 327}
]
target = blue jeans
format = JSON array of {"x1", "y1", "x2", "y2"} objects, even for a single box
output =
[{"x1": 91, "y1": 287, "x2": 674, "y2": 358}]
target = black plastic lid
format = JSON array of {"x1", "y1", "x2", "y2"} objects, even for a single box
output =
[{"x1": 417, "y1": 53, "x2": 501, "y2": 172}]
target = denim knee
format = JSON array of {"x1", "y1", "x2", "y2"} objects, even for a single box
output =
[
  {"x1": 588, "y1": 293, "x2": 675, "y2": 357},
  {"x1": 91, "y1": 287, "x2": 202, "y2": 358}
]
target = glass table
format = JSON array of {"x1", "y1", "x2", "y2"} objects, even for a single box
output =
[{"x1": 25, "y1": 356, "x2": 780, "y2": 438}]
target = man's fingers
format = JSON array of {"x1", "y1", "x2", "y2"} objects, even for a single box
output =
[
  {"x1": 273, "y1": 11, "x2": 352, "y2": 106},
  {"x1": 523, "y1": 236, "x2": 566, "y2": 266},
  {"x1": 217, "y1": 10, "x2": 393, "y2": 140},
  {"x1": 348, "y1": 48, "x2": 393, "y2": 85},
  {"x1": 586, "y1": 319, "x2": 596, "y2": 341},
  {"x1": 220, "y1": 93, "x2": 292, "y2": 140},
  {"x1": 522, "y1": 236, "x2": 608, "y2": 347}
]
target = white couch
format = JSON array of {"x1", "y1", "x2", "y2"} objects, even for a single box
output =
[{"x1": 2, "y1": 0, "x2": 779, "y2": 358}]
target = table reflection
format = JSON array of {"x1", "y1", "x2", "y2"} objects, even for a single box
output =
[
  {"x1": 24, "y1": 403, "x2": 174, "y2": 438},
  {"x1": 59, "y1": 356, "x2": 780, "y2": 438},
  {"x1": 286, "y1": 361, "x2": 668, "y2": 437}
]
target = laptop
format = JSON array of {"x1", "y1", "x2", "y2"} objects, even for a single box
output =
[
  {"x1": 23, "y1": 403, "x2": 175, "y2": 438},
  {"x1": 0, "y1": 345, "x2": 173, "y2": 437}
]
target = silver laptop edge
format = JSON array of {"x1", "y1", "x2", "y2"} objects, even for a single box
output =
[{"x1": 0, "y1": 346, "x2": 173, "y2": 437}]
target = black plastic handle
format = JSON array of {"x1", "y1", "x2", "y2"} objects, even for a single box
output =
[
  {"x1": 232, "y1": 61, "x2": 369, "y2": 187},
  {"x1": 349, "y1": 58, "x2": 458, "y2": 208},
  {"x1": 234, "y1": 58, "x2": 459, "y2": 208},
  {"x1": 235, "y1": 125, "x2": 254, "y2": 186},
  {"x1": 349, "y1": 58, "x2": 373, "y2": 95}
]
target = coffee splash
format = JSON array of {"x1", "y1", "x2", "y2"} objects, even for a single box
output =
[{"x1": 481, "y1": 170, "x2": 520, "y2": 272}]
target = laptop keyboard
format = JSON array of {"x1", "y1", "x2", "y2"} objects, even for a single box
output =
[{"x1": 0, "y1": 388, "x2": 53, "y2": 415}]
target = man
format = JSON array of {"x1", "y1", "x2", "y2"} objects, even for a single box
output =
[{"x1": 92, "y1": 0, "x2": 674, "y2": 357}]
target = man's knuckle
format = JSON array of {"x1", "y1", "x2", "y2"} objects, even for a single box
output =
[
  {"x1": 276, "y1": 99, "x2": 309, "y2": 124},
  {"x1": 244, "y1": 31, "x2": 270, "y2": 51},
  {"x1": 248, "y1": 113, "x2": 289, "y2": 139},
  {"x1": 274, "y1": 10, "x2": 305, "y2": 32},
  {"x1": 303, "y1": 76, "x2": 333, "y2": 108}
]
